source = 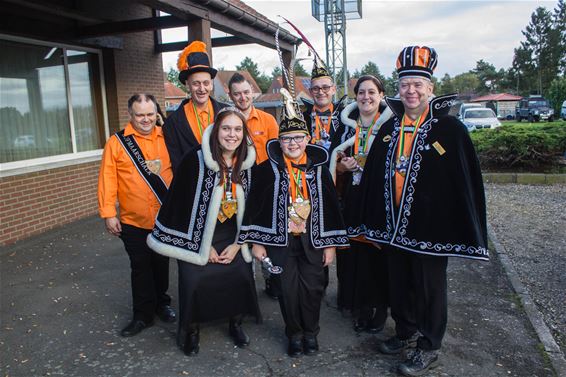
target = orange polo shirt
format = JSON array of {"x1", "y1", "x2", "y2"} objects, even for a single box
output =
[
  {"x1": 98, "y1": 123, "x2": 173, "y2": 230},
  {"x1": 183, "y1": 99, "x2": 214, "y2": 144},
  {"x1": 247, "y1": 106, "x2": 279, "y2": 163}
]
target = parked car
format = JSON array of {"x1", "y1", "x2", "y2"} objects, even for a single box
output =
[
  {"x1": 461, "y1": 108, "x2": 501, "y2": 131},
  {"x1": 561, "y1": 100, "x2": 566, "y2": 121},
  {"x1": 515, "y1": 95, "x2": 554, "y2": 122},
  {"x1": 457, "y1": 103, "x2": 483, "y2": 120}
]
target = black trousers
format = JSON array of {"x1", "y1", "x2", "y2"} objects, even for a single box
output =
[
  {"x1": 268, "y1": 236, "x2": 325, "y2": 341},
  {"x1": 387, "y1": 246, "x2": 448, "y2": 351},
  {"x1": 120, "y1": 223, "x2": 171, "y2": 323}
]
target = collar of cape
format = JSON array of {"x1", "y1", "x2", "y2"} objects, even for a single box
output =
[
  {"x1": 384, "y1": 93, "x2": 458, "y2": 123},
  {"x1": 201, "y1": 123, "x2": 256, "y2": 172},
  {"x1": 340, "y1": 100, "x2": 392, "y2": 130},
  {"x1": 266, "y1": 139, "x2": 329, "y2": 169}
]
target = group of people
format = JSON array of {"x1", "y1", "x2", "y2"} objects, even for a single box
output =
[{"x1": 98, "y1": 39, "x2": 489, "y2": 377}]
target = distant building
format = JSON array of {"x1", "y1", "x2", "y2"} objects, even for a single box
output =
[
  {"x1": 255, "y1": 76, "x2": 312, "y2": 119},
  {"x1": 164, "y1": 82, "x2": 187, "y2": 114},
  {"x1": 471, "y1": 93, "x2": 522, "y2": 120}
]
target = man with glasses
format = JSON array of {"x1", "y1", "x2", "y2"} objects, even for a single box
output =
[
  {"x1": 98, "y1": 94, "x2": 176, "y2": 337},
  {"x1": 303, "y1": 57, "x2": 349, "y2": 155},
  {"x1": 239, "y1": 90, "x2": 348, "y2": 358},
  {"x1": 163, "y1": 41, "x2": 227, "y2": 172}
]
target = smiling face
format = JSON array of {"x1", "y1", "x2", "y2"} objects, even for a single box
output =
[
  {"x1": 229, "y1": 80, "x2": 253, "y2": 113},
  {"x1": 217, "y1": 114, "x2": 244, "y2": 154},
  {"x1": 129, "y1": 99, "x2": 157, "y2": 135},
  {"x1": 356, "y1": 80, "x2": 384, "y2": 117},
  {"x1": 279, "y1": 132, "x2": 310, "y2": 160},
  {"x1": 309, "y1": 77, "x2": 336, "y2": 109},
  {"x1": 187, "y1": 71, "x2": 213, "y2": 107},
  {"x1": 398, "y1": 77, "x2": 434, "y2": 116}
]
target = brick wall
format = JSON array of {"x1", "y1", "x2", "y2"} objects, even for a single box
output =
[{"x1": 0, "y1": 162, "x2": 100, "y2": 246}]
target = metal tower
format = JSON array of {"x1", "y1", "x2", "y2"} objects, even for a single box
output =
[{"x1": 312, "y1": 0, "x2": 362, "y2": 96}]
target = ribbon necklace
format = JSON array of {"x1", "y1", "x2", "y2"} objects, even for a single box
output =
[
  {"x1": 222, "y1": 156, "x2": 238, "y2": 201},
  {"x1": 284, "y1": 154, "x2": 308, "y2": 202},
  {"x1": 192, "y1": 100, "x2": 211, "y2": 138},
  {"x1": 397, "y1": 109, "x2": 427, "y2": 163},
  {"x1": 354, "y1": 111, "x2": 380, "y2": 156},
  {"x1": 312, "y1": 104, "x2": 334, "y2": 143}
]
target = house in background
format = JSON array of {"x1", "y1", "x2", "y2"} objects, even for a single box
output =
[
  {"x1": 471, "y1": 93, "x2": 522, "y2": 120},
  {"x1": 164, "y1": 81, "x2": 187, "y2": 114},
  {"x1": 0, "y1": 0, "x2": 300, "y2": 246},
  {"x1": 255, "y1": 75, "x2": 312, "y2": 119}
]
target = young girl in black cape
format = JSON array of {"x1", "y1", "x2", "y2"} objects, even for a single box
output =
[{"x1": 147, "y1": 107, "x2": 260, "y2": 356}]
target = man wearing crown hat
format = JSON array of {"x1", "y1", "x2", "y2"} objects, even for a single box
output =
[
  {"x1": 238, "y1": 88, "x2": 349, "y2": 358},
  {"x1": 163, "y1": 41, "x2": 228, "y2": 172},
  {"x1": 356, "y1": 46, "x2": 488, "y2": 376},
  {"x1": 302, "y1": 56, "x2": 350, "y2": 155}
]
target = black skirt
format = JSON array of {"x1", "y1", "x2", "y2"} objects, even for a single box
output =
[{"x1": 177, "y1": 216, "x2": 261, "y2": 331}]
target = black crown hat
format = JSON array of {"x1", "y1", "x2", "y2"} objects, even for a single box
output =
[{"x1": 396, "y1": 46, "x2": 438, "y2": 81}]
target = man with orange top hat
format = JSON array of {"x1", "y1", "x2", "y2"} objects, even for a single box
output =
[
  {"x1": 98, "y1": 94, "x2": 176, "y2": 337},
  {"x1": 238, "y1": 88, "x2": 349, "y2": 358},
  {"x1": 163, "y1": 41, "x2": 228, "y2": 172},
  {"x1": 357, "y1": 46, "x2": 488, "y2": 376}
]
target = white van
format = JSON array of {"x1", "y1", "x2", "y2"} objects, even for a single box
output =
[
  {"x1": 457, "y1": 103, "x2": 483, "y2": 120},
  {"x1": 561, "y1": 100, "x2": 566, "y2": 120}
]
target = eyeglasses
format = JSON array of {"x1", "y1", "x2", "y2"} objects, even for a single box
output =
[
  {"x1": 280, "y1": 135, "x2": 307, "y2": 144},
  {"x1": 310, "y1": 85, "x2": 333, "y2": 94}
]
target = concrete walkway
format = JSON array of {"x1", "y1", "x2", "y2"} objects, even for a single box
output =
[{"x1": 0, "y1": 216, "x2": 556, "y2": 376}]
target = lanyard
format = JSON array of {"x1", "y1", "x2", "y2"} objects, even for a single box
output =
[
  {"x1": 397, "y1": 109, "x2": 427, "y2": 161},
  {"x1": 222, "y1": 156, "x2": 237, "y2": 200},
  {"x1": 312, "y1": 104, "x2": 334, "y2": 142},
  {"x1": 354, "y1": 111, "x2": 380, "y2": 155},
  {"x1": 192, "y1": 100, "x2": 211, "y2": 138},
  {"x1": 284, "y1": 154, "x2": 308, "y2": 201}
]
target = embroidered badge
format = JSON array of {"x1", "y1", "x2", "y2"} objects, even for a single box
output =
[{"x1": 432, "y1": 141, "x2": 446, "y2": 155}]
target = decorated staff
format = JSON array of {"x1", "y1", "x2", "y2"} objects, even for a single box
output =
[
  {"x1": 358, "y1": 46, "x2": 488, "y2": 376},
  {"x1": 328, "y1": 75, "x2": 392, "y2": 333},
  {"x1": 147, "y1": 107, "x2": 260, "y2": 356},
  {"x1": 163, "y1": 41, "x2": 228, "y2": 172},
  {"x1": 238, "y1": 78, "x2": 349, "y2": 357}
]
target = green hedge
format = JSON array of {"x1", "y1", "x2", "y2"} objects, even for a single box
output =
[{"x1": 469, "y1": 121, "x2": 566, "y2": 171}]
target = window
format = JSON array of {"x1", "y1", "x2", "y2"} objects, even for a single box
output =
[{"x1": 0, "y1": 38, "x2": 106, "y2": 164}]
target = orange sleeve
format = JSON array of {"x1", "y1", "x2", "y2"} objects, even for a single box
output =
[
  {"x1": 266, "y1": 113, "x2": 279, "y2": 139},
  {"x1": 97, "y1": 137, "x2": 119, "y2": 219}
]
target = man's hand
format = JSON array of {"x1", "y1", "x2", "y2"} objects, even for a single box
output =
[
  {"x1": 337, "y1": 156, "x2": 358, "y2": 173},
  {"x1": 322, "y1": 247, "x2": 336, "y2": 267},
  {"x1": 105, "y1": 217, "x2": 122, "y2": 236},
  {"x1": 252, "y1": 243, "x2": 267, "y2": 261},
  {"x1": 218, "y1": 244, "x2": 241, "y2": 264},
  {"x1": 209, "y1": 247, "x2": 220, "y2": 263}
]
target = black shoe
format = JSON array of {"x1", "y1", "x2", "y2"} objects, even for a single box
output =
[
  {"x1": 156, "y1": 305, "x2": 176, "y2": 323},
  {"x1": 354, "y1": 318, "x2": 385, "y2": 334},
  {"x1": 398, "y1": 348, "x2": 439, "y2": 376},
  {"x1": 229, "y1": 319, "x2": 250, "y2": 348},
  {"x1": 378, "y1": 333, "x2": 419, "y2": 355},
  {"x1": 120, "y1": 319, "x2": 153, "y2": 337},
  {"x1": 287, "y1": 338, "x2": 303, "y2": 358},
  {"x1": 183, "y1": 328, "x2": 200, "y2": 356},
  {"x1": 303, "y1": 336, "x2": 319, "y2": 356}
]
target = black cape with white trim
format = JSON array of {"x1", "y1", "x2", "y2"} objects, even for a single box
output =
[
  {"x1": 238, "y1": 140, "x2": 349, "y2": 249},
  {"x1": 355, "y1": 94, "x2": 489, "y2": 260},
  {"x1": 147, "y1": 125, "x2": 256, "y2": 265}
]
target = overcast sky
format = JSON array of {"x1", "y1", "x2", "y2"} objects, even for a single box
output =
[{"x1": 161, "y1": 0, "x2": 558, "y2": 79}]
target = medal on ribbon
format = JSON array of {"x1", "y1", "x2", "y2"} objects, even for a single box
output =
[
  {"x1": 218, "y1": 165, "x2": 238, "y2": 222},
  {"x1": 285, "y1": 155, "x2": 310, "y2": 235},
  {"x1": 145, "y1": 159, "x2": 162, "y2": 174}
]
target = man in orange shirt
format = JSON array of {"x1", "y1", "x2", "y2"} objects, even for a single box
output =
[
  {"x1": 98, "y1": 94, "x2": 175, "y2": 337},
  {"x1": 163, "y1": 41, "x2": 228, "y2": 172},
  {"x1": 228, "y1": 72, "x2": 278, "y2": 163}
]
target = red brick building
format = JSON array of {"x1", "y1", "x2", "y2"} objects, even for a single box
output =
[{"x1": 0, "y1": 0, "x2": 299, "y2": 245}]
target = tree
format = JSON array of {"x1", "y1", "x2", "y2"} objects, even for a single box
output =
[
  {"x1": 438, "y1": 73, "x2": 455, "y2": 95},
  {"x1": 167, "y1": 67, "x2": 187, "y2": 92},
  {"x1": 472, "y1": 60, "x2": 500, "y2": 94},
  {"x1": 452, "y1": 72, "x2": 481, "y2": 97},
  {"x1": 360, "y1": 61, "x2": 387, "y2": 84},
  {"x1": 552, "y1": 0, "x2": 566, "y2": 74},
  {"x1": 547, "y1": 76, "x2": 566, "y2": 115},
  {"x1": 384, "y1": 70, "x2": 399, "y2": 97},
  {"x1": 293, "y1": 61, "x2": 309, "y2": 77},
  {"x1": 236, "y1": 57, "x2": 262, "y2": 80}
]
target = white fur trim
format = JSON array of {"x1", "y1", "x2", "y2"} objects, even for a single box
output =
[
  {"x1": 329, "y1": 136, "x2": 355, "y2": 182},
  {"x1": 202, "y1": 123, "x2": 256, "y2": 172},
  {"x1": 340, "y1": 102, "x2": 358, "y2": 129},
  {"x1": 235, "y1": 184, "x2": 252, "y2": 262}
]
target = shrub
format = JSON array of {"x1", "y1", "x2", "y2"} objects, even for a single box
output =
[{"x1": 470, "y1": 122, "x2": 566, "y2": 171}]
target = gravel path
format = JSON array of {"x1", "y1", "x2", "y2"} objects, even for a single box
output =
[{"x1": 486, "y1": 183, "x2": 566, "y2": 355}]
